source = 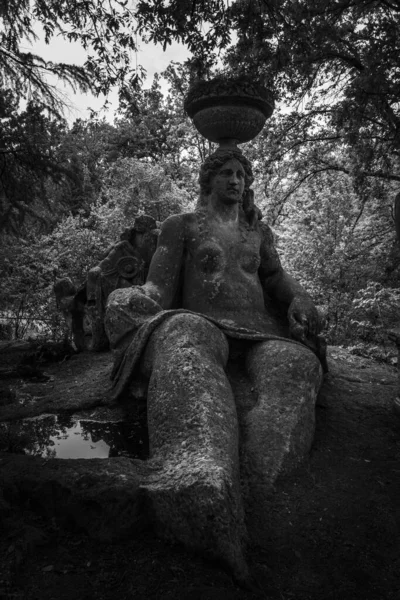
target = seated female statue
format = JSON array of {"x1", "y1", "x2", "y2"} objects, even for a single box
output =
[{"x1": 105, "y1": 148, "x2": 324, "y2": 584}]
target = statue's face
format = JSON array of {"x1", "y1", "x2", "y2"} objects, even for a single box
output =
[{"x1": 210, "y1": 159, "x2": 245, "y2": 204}]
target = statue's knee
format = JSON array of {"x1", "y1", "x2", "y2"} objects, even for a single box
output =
[
  {"x1": 288, "y1": 344, "x2": 322, "y2": 380},
  {"x1": 247, "y1": 340, "x2": 322, "y2": 380}
]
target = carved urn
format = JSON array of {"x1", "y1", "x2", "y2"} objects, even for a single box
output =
[{"x1": 184, "y1": 76, "x2": 274, "y2": 146}]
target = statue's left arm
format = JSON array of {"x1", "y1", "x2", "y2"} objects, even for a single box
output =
[
  {"x1": 258, "y1": 222, "x2": 322, "y2": 340},
  {"x1": 105, "y1": 214, "x2": 186, "y2": 354}
]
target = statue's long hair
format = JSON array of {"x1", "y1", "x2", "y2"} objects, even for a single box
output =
[{"x1": 197, "y1": 149, "x2": 262, "y2": 226}]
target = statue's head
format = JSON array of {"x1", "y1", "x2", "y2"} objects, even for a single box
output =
[
  {"x1": 198, "y1": 149, "x2": 254, "y2": 197},
  {"x1": 197, "y1": 148, "x2": 261, "y2": 225}
]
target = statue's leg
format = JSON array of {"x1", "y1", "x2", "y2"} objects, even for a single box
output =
[
  {"x1": 141, "y1": 313, "x2": 248, "y2": 580},
  {"x1": 243, "y1": 340, "x2": 323, "y2": 500}
]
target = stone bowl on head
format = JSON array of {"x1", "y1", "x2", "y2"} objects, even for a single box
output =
[{"x1": 184, "y1": 76, "x2": 274, "y2": 146}]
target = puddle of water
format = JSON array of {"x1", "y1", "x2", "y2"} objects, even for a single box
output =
[{"x1": 0, "y1": 414, "x2": 149, "y2": 460}]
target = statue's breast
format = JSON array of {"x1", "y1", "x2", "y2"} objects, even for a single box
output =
[
  {"x1": 239, "y1": 251, "x2": 261, "y2": 274},
  {"x1": 194, "y1": 242, "x2": 225, "y2": 274}
]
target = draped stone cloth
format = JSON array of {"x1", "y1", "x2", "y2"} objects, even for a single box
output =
[{"x1": 106, "y1": 297, "x2": 321, "y2": 402}]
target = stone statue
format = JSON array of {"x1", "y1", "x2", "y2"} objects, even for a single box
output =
[
  {"x1": 104, "y1": 147, "x2": 325, "y2": 584},
  {"x1": 86, "y1": 215, "x2": 159, "y2": 350},
  {"x1": 54, "y1": 277, "x2": 86, "y2": 351},
  {"x1": 54, "y1": 215, "x2": 159, "y2": 351}
]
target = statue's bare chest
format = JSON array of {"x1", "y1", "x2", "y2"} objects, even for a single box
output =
[{"x1": 185, "y1": 220, "x2": 262, "y2": 276}]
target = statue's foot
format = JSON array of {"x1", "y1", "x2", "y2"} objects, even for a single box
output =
[{"x1": 142, "y1": 456, "x2": 248, "y2": 581}]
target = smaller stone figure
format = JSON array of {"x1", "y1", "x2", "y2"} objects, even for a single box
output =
[
  {"x1": 54, "y1": 215, "x2": 159, "y2": 351},
  {"x1": 54, "y1": 278, "x2": 86, "y2": 351},
  {"x1": 86, "y1": 215, "x2": 159, "y2": 350}
]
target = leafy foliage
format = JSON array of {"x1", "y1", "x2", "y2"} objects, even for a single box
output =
[
  {"x1": 0, "y1": 93, "x2": 72, "y2": 234},
  {"x1": 0, "y1": 233, "x2": 63, "y2": 339},
  {"x1": 0, "y1": 158, "x2": 192, "y2": 339},
  {"x1": 271, "y1": 167, "x2": 400, "y2": 347},
  {"x1": 93, "y1": 157, "x2": 193, "y2": 228},
  {"x1": 132, "y1": 1, "x2": 400, "y2": 200},
  {"x1": 0, "y1": 0, "x2": 141, "y2": 114},
  {"x1": 49, "y1": 117, "x2": 117, "y2": 217},
  {"x1": 228, "y1": 0, "x2": 400, "y2": 199},
  {"x1": 0, "y1": 0, "x2": 143, "y2": 231},
  {"x1": 136, "y1": 0, "x2": 231, "y2": 73},
  {"x1": 114, "y1": 64, "x2": 217, "y2": 203},
  {"x1": 350, "y1": 282, "x2": 400, "y2": 345}
]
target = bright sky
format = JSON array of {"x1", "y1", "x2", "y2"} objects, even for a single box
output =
[{"x1": 25, "y1": 26, "x2": 189, "y2": 123}]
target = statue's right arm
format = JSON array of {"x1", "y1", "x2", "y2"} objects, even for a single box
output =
[{"x1": 140, "y1": 214, "x2": 186, "y2": 309}]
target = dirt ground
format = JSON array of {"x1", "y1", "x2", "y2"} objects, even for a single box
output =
[{"x1": 1, "y1": 345, "x2": 400, "y2": 599}]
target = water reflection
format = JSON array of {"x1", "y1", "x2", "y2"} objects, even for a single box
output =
[{"x1": 0, "y1": 414, "x2": 149, "y2": 459}]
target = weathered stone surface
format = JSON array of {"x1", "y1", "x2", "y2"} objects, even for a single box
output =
[
  {"x1": 105, "y1": 286, "x2": 162, "y2": 356},
  {"x1": 241, "y1": 340, "x2": 323, "y2": 512},
  {"x1": 0, "y1": 345, "x2": 398, "y2": 599},
  {"x1": 141, "y1": 313, "x2": 248, "y2": 580},
  {"x1": 0, "y1": 352, "x2": 114, "y2": 422},
  {"x1": 0, "y1": 452, "x2": 150, "y2": 540},
  {"x1": 1, "y1": 346, "x2": 399, "y2": 599}
]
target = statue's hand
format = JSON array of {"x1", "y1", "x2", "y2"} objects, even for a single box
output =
[
  {"x1": 105, "y1": 285, "x2": 162, "y2": 352},
  {"x1": 132, "y1": 284, "x2": 163, "y2": 312},
  {"x1": 288, "y1": 296, "x2": 321, "y2": 342}
]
